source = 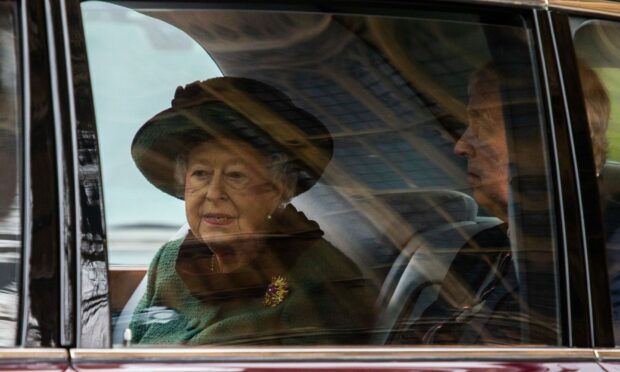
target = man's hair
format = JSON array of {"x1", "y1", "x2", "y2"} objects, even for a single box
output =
[
  {"x1": 468, "y1": 62, "x2": 499, "y2": 98},
  {"x1": 469, "y1": 61, "x2": 610, "y2": 173}
]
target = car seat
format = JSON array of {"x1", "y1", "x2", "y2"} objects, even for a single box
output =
[{"x1": 373, "y1": 191, "x2": 503, "y2": 344}]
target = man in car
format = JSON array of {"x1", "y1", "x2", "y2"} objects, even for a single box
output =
[
  {"x1": 458, "y1": 62, "x2": 609, "y2": 226},
  {"x1": 404, "y1": 62, "x2": 610, "y2": 345}
]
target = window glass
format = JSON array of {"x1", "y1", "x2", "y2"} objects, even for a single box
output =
[
  {"x1": 82, "y1": 2, "x2": 221, "y2": 267},
  {"x1": 571, "y1": 17, "x2": 620, "y2": 345},
  {"x1": 83, "y1": 1, "x2": 559, "y2": 346},
  {"x1": 0, "y1": 3, "x2": 21, "y2": 347}
]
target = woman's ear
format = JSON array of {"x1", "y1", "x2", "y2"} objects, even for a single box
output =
[{"x1": 269, "y1": 172, "x2": 296, "y2": 215}]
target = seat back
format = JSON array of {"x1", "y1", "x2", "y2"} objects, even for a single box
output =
[{"x1": 374, "y1": 214, "x2": 502, "y2": 344}]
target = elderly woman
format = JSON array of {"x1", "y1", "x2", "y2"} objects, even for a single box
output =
[{"x1": 128, "y1": 77, "x2": 377, "y2": 345}]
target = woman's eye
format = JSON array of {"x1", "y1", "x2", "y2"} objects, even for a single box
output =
[
  {"x1": 226, "y1": 171, "x2": 247, "y2": 181},
  {"x1": 191, "y1": 170, "x2": 211, "y2": 178}
]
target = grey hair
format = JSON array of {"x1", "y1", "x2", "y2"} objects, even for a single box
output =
[
  {"x1": 267, "y1": 152, "x2": 298, "y2": 202},
  {"x1": 174, "y1": 154, "x2": 188, "y2": 197}
]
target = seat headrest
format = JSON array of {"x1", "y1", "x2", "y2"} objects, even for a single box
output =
[{"x1": 376, "y1": 189, "x2": 478, "y2": 232}]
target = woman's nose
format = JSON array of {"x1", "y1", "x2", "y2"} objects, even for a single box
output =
[{"x1": 204, "y1": 173, "x2": 228, "y2": 200}]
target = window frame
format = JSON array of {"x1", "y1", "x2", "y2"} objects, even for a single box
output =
[
  {"x1": 548, "y1": 10, "x2": 614, "y2": 348},
  {"x1": 54, "y1": 0, "x2": 109, "y2": 348},
  {"x1": 20, "y1": 0, "x2": 64, "y2": 349}
]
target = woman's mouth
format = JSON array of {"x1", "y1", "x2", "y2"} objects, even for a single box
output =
[{"x1": 202, "y1": 214, "x2": 234, "y2": 226}]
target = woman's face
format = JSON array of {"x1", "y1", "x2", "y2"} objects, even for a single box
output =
[{"x1": 184, "y1": 139, "x2": 285, "y2": 244}]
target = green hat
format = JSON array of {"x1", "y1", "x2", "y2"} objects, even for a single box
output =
[{"x1": 131, "y1": 77, "x2": 333, "y2": 199}]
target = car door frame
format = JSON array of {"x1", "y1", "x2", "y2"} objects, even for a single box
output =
[
  {"x1": 0, "y1": 0, "x2": 71, "y2": 368},
  {"x1": 547, "y1": 0, "x2": 620, "y2": 357}
]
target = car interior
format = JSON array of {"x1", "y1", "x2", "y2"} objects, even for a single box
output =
[{"x1": 91, "y1": 3, "x2": 557, "y2": 346}]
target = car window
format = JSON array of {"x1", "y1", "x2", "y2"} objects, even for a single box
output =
[
  {"x1": 571, "y1": 17, "x2": 620, "y2": 346},
  {"x1": 0, "y1": 2, "x2": 21, "y2": 348},
  {"x1": 82, "y1": 1, "x2": 559, "y2": 346}
]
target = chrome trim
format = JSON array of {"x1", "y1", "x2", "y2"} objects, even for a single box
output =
[
  {"x1": 549, "y1": 0, "x2": 620, "y2": 17},
  {"x1": 534, "y1": 10, "x2": 574, "y2": 346},
  {"x1": 0, "y1": 348, "x2": 68, "y2": 361},
  {"x1": 43, "y1": 0, "x2": 69, "y2": 347},
  {"x1": 596, "y1": 349, "x2": 620, "y2": 360},
  {"x1": 443, "y1": 0, "x2": 545, "y2": 6},
  {"x1": 18, "y1": 0, "x2": 31, "y2": 347},
  {"x1": 58, "y1": 0, "x2": 79, "y2": 348},
  {"x1": 71, "y1": 347, "x2": 596, "y2": 362}
]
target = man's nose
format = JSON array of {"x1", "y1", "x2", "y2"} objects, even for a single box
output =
[{"x1": 454, "y1": 128, "x2": 474, "y2": 158}]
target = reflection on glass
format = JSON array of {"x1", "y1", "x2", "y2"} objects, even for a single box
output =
[
  {"x1": 84, "y1": 3, "x2": 558, "y2": 346},
  {"x1": 82, "y1": 1, "x2": 222, "y2": 266},
  {"x1": 0, "y1": 2, "x2": 20, "y2": 347}
]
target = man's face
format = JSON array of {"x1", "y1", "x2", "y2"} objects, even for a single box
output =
[{"x1": 454, "y1": 78, "x2": 509, "y2": 221}]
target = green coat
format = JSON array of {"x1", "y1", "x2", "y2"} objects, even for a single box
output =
[{"x1": 129, "y1": 234, "x2": 378, "y2": 345}]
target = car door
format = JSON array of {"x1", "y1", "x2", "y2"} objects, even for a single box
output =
[
  {"x1": 45, "y1": 0, "x2": 610, "y2": 370},
  {"x1": 0, "y1": 0, "x2": 75, "y2": 370}
]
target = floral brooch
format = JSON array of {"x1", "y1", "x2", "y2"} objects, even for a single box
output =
[{"x1": 264, "y1": 275, "x2": 289, "y2": 307}]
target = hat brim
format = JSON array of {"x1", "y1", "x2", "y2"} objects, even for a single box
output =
[{"x1": 132, "y1": 93, "x2": 333, "y2": 199}]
